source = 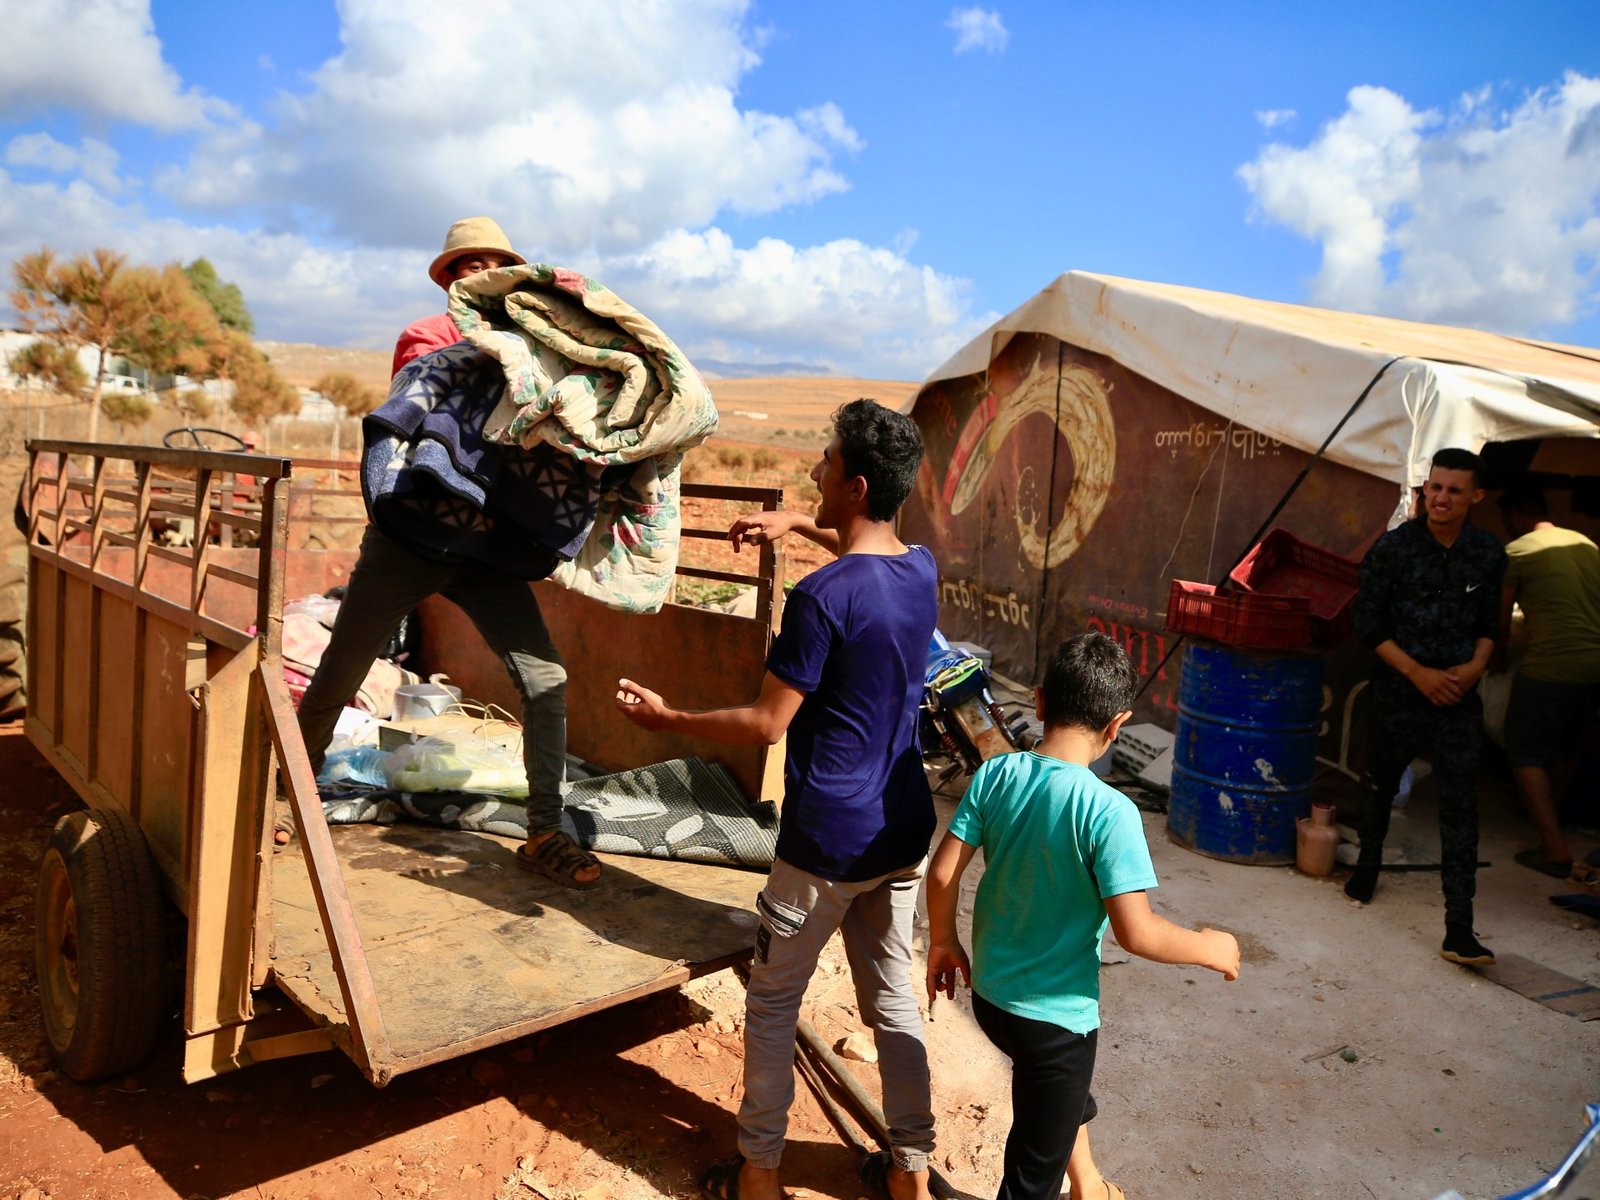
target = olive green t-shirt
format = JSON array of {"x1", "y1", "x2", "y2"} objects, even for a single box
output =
[{"x1": 1505, "y1": 526, "x2": 1600, "y2": 684}]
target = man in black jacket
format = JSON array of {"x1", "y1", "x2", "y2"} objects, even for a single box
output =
[{"x1": 1344, "y1": 447, "x2": 1506, "y2": 965}]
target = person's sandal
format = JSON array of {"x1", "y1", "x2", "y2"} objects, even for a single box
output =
[
  {"x1": 515, "y1": 831, "x2": 601, "y2": 890},
  {"x1": 697, "y1": 1155, "x2": 745, "y2": 1200}
]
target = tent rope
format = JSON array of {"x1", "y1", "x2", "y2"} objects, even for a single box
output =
[{"x1": 1133, "y1": 355, "x2": 1406, "y2": 704}]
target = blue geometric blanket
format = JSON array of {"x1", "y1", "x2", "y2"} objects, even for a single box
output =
[{"x1": 363, "y1": 343, "x2": 604, "y2": 578}]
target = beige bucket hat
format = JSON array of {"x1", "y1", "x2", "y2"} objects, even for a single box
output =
[{"x1": 428, "y1": 216, "x2": 526, "y2": 287}]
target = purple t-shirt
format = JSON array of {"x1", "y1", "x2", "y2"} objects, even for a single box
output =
[{"x1": 766, "y1": 544, "x2": 938, "y2": 881}]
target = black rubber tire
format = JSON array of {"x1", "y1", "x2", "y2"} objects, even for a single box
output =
[{"x1": 34, "y1": 808, "x2": 167, "y2": 1081}]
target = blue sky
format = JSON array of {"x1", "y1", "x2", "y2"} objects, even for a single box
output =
[{"x1": 2, "y1": 1, "x2": 1598, "y2": 379}]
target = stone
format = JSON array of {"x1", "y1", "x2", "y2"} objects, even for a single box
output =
[{"x1": 836, "y1": 1031, "x2": 877, "y2": 1063}]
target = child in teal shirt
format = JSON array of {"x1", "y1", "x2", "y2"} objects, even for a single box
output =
[{"x1": 926, "y1": 633, "x2": 1240, "y2": 1200}]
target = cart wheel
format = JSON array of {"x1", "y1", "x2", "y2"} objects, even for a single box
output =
[{"x1": 35, "y1": 808, "x2": 167, "y2": 1081}]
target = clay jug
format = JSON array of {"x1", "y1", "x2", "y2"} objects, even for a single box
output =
[{"x1": 1296, "y1": 803, "x2": 1339, "y2": 876}]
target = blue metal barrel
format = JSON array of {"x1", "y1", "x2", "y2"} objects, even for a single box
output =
[{"x1": 1167, "y1": 642, "x2": 1324, "y2": 865}]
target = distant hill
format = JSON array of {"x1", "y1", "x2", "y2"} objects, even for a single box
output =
[
  {"x1": 252, "y1": 341, "x2": 922, "y2": 441},
  {"x1": 696, "y1": 359, "x2": 833, "y2": 380}
]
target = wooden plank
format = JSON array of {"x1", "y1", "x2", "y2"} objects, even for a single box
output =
[
  {"x1": 257, "y1": 663, "x2": 393, "y2": 1081},
  {"x1": 1473, "y1": 952, "x2": 1600, "y2": 1020},
  {"x1": 184, "y1": 641, "x2": 262, "y2": 1037},
  {"x1": 418, "y1": 587, "x2": 780, "y2": 801},
  {"x1": 269, "y1": 823, "x2": 760, "y2": 1083},
  {"x1": 137, "y1": 613, "x2": 196, "y2": 875},
  {"x1": 91, "y1": 593, "x2": 137, "y2": 803},
  {"x1": 59, "y1": 574, "x2": 92, "y2": 762},
  {"x1": 27, "y1": 438, "x2": 292, "y2": 479}
]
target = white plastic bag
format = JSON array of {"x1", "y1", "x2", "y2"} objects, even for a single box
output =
[{"x1": 384, "y1": 734, "x2": 528, "y2": 797}]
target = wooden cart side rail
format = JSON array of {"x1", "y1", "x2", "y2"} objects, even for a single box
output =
[
  {"x1": 27, "y1": 439, "x2": 292, "y2": 479},
  {"x1": 258, "y1": 663, "x2": 392, "y2": 1077}
]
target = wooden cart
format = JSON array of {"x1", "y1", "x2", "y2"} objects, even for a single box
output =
[{"x1": 23, "y1": 439, "x2": 787, "y2": 1086}]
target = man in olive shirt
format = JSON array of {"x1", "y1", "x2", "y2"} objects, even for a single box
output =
[{"x1": 1497, "y1": 485, "x2": 1600, "y2": 878}]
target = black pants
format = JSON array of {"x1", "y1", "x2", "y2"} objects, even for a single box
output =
[
  {"x1": 972, "y1": 991, "x2": 1099, "y2": 1200},
  {"x1": 1358, "y1": 679, "x2": 1483, "y2": 926}
]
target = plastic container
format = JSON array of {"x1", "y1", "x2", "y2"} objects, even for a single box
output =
[
  {"x1": 1296, "y1": 803, "x2": 1339, "y2": 876},
  {"x1": 1165, "y1": 579, "x2": 1313, "y2": 651},
  {"x1": 1228, "y1": 529, "x2": 1360, "y2": 646},
  {"x1": 392, "y1": 683, "x2": 463, "y2": 721},
  {"x1": 1168, "y1": 641, "x2": 1325, "y2": 865}
]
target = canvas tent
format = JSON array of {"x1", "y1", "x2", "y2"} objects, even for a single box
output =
[{"x1": 899, "y1": 271, "x2": 1600, "y2": 770}]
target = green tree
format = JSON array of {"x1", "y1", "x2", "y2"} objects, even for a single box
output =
[
  {"x1": 100, "y1": 390, "x2": 154, "y2": 431},
  {"x1": 7, "y1": 339, "x2": 87, "y2": 396},
  {"x1": 314, "y1": 371, "x2": 382, "y2": 415},
  {"x1": 10, "y1": 247, "x2": 224, "y2": 441},
  {"x1": 182, "y1": 257, "x2": 254, "y2": 334}
]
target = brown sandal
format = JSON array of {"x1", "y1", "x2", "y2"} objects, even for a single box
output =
[{"x1": 515, "y1": 832, "x2": 601, "y2": 890}]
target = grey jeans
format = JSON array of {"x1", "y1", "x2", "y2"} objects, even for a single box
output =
[
  {"x1": 739, "y1": 856, "x2": 935, "y2": 1172},
  {"x1": 295, "y1": 526, "x2": 568, "y2": 833}
]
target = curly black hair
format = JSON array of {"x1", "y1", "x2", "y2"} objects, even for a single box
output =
[{"x1": 832, "y1": 398, "x2": 924, "y2": 522}]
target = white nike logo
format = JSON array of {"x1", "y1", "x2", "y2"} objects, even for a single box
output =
[{"x1": 1465, "y1": 584, "x2": 1481, "y2": 592}]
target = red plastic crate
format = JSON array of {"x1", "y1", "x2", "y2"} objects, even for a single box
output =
[
  {"x1": 1228, "y1": 528, "x2": 1360, "y2": 646},
  {"x1": 1165, "y1": 579, "x2": 1313, "y2": 651}
]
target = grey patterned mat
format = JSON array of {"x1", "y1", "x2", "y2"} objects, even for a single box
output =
[{"x1": 319, "y1": 756, "x2": 777, "y2": 871}]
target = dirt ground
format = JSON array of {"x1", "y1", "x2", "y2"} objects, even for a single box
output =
[
  {"x1": 0, "y1": 375, "x2": 1596, "y2": 1199},
  {"x1": 0, "y1": 708, "x2": 1596, "y2": 1200}
]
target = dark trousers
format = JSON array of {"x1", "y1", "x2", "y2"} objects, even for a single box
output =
[
  {"x1": 972, "y1": 991, "x2": 1099, "y2": 1200},
  {"x1": 1357, "y1": 679, "x2": 1483, "y2": 926},
  {"x1": 296, "y1": 526, "x2": 568, "y2": 833}
]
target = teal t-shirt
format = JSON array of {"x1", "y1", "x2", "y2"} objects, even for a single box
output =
[{"x1": 947, "y1": 752, "x2": 1158, "y2": 1033}]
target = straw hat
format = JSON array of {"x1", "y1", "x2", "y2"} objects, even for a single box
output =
[{"x1": 427, "y1": 217, "x2": 525, "y2": 287}]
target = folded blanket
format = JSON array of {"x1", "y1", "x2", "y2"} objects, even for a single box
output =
[
  {"x1": 364, "y1": 343, "x2": 605, "y2": 578},
  {"x1": 446, "y1": 264, "x2": 719, "y2": 613}
]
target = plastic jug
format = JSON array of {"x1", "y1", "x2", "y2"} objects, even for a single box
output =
[{"x1": 1296, "y1": 803, "x2": 1339, "y2": 876}]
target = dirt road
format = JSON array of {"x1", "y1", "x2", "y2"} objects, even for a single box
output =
[{"x1": 2, "y1": 710, "x2": 1597, "y2": 1199}]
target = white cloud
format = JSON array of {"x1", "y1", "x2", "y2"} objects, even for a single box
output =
[
  {"x1": 946, "y1": 7, "x2": 1009, "y2": 55},
  {"x1": 1255, "y1": 108, "x2": 1297, "y2": 129},
  {"x1": 0, "y1": 170, "x2": 987, "y2": 379},
  {"x1": 166, "y1": 0, "x2": 858, "y2": 256},
  {"x1": 0, "y1": 1, "x2": 991, "y2": 379},
  {"x1": 5, "y1": 133, "x2": 125, "y2": 194},
  {"x1": 597, "y1": 228, "x2": 993, "y2": 377},
  {"x1": 1240, "y1": 74, "x2": 1600, "y2": 333},
  {"x1": 0, "y1": 0, "x2": 227, "y2": 131}
]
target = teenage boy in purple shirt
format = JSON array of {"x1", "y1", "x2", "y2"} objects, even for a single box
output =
[{"x1": 616, "y1": 399, "x2": 937, "y2": 1200}]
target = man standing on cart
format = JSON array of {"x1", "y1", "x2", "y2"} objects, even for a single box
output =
[{"x1": 295, "y1": 217, "x2": 602, "y2": 890}]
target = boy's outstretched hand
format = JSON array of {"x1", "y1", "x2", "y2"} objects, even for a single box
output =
[
  {"x1": 729, "y1": 510, "x2": 802, "y2": 552},
  {"x1": 615, "y1": 678, "x2": 668, "y2": 731},
  {"x1": 1201, "y1": 928, "x2": 1242, "y2": 981},
  {"x1": 925, "y1": 940, "x2": 972, "y2": 1002}
]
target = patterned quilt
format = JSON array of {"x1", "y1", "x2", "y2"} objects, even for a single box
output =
[{"x1": 446, "y1": 264, "x2": 719, "y2": 613}]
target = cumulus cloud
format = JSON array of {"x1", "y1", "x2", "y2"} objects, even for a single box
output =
[
  {"x1": 1240, "y1": 74, "x2": 1600, "y2": 334},
  {"x1": 0, "y1": 0, "x2": 226, "y2": 131},
  {"x1": 165, "y1": 0, "x2": 861, "y2": 256},
  {"x1": 0, "y1": 168, "x2": 986, "y2": 378},
  {"x1": 0, "y1": 0, "x2": 991, "y2": 378},
  {"x1": 946, "y1": 7, "x2": 1009, "y2": 55},
  {"x1": 1255, "y1": 108, "x2": 1297, "y2": 129},
  {"x1": 5, "y1": 133, "x2": 125, "y2": 194},
  {"x1": 598, "y1": 228, "x2": 993, "y2": 377}
]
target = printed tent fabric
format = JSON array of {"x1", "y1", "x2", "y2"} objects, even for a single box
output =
[
  {"x1": 446, "y1": 263, "x2": 720, "y2": 614},
  {"x1": 924, "y1": 271, "x2": 1600, "y2": 515}
]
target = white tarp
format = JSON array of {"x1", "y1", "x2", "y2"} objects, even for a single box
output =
[{"x1": 925, "y1": 272, "x2": 1600, "y2": 490}]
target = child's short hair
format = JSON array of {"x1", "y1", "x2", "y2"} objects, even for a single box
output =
[{"x1": 1040, "y1": 633, "x2": 1138, "y2": 730}]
